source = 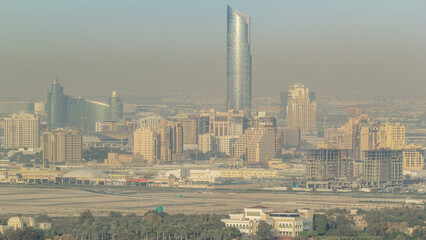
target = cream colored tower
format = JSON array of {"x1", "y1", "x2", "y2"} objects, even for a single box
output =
[
  {"x1": 286, "y1": 84, "x2": 317, "y2": 136},
  {"x1": 42, "y1": 129, "x2": 82, "y2": 164},
  {"x1": 134, "y1": 127, "x2": 158, "y2": 164},
  {"x1": 4, "y1": 113, "x2": 40, "y2": 149}
]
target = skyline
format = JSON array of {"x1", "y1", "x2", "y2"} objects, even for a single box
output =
[{"x1": 1, "y1": 0, "x2": 426, "y2": 97}]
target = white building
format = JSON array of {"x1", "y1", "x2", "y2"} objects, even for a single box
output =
[{"x1": 221, "y1": 206, "x2": 314, "y2": 238}]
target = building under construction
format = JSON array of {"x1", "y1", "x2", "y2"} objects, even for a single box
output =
[
  {"x1": 362, "y1": 150, "x2": 403, "y2": 187},
  {"x1": 306, "y1": 149, "x2": 353, "y2": 184}
]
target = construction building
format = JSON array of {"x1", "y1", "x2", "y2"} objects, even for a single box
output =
[
  {"x1": 362, "y1": 150, "x2": 403, "y2": 187},
  {"x1": 4, "y1": 113, "x2": 40, "y2": 149},
  {"x1": 42, "y1": 129, "x2": 83, "y2": 164},
  {"x1": 306, "y1": 149, "x2": 353, "y2": 181},
  {"x1": 286, "y1": 84, "x2": 317, "y2": 136}
]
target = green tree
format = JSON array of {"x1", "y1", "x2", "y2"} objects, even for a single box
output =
[
  {"x1": 314, "y1": 214, "x2": 329, "y2": 235},
  {"x1": 79, "y1": 210, "x2": 94, "y2": 224},
  {"x1": 256, "y1": 220, "x2": 274, "y2": 240}
]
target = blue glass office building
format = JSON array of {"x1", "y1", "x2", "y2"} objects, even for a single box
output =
[
  {"x1": 227, "y1": 5, "x2": 252, "y2": 111},
  {"x1": 47, "y1": 80, "x2": 123, "y2": 131}
]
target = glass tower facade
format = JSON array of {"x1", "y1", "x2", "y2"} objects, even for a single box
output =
[
  {"x1": 47, "y1": 80, "x2": 123, "y2": 131},
  {"x1": 227, "y1": 5, "x2": 252, "y2": 111}
]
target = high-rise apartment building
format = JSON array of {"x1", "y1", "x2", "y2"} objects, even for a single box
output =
[
  {"x1": 227, "y1": 5, "x2": 252, "y2": 111},
  {"x1": 198, "y1": 134, "x2": 215, "y2": 154},
  {"x1": 286, "y1": 84, "x2": 317, "y2": 136},
  {"x1": 232, "y1": 127, "x2": 276, "y2": 165},
  {"x1": 133, "y1": 121, "x2": 183, "y2": 163},
  {"x1": 181, "y1": 119, "x2": 198, "y2": 144},
  {"x1": 46, "y1": 80, "x2": 123, "y2": 130},
  {"x1": 134, "y1": 127, "x2": 158, "y2": 164},
  {"x1": 42, "y1": 130, "x2": 82, "y2": 164},
  {"x1": 4, "y1": 113, "x2": 40, "y2": 149},
  {"x1": 362, "y1": 150, "x2": 403, "y2": 187},
  {"x1": 199, "y1": 109, "x2": 248, "y2": 137},
  {"x1": 217, "y1": 136, "x2": 240, "y2": 155},
  {"x1": 373, "y1": 122, "x2": 406, "y2": 150}
]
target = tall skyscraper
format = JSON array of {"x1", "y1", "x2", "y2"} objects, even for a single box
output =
[
  {"x1": 286, "y1": 84, "x2": 317, "y2": 136},
  {"x1": 227, "y1": 5, "x2": 252, "y2": 111},
  {"x1": 4, "y1": 113, "x2": 40, "y2": 149}
]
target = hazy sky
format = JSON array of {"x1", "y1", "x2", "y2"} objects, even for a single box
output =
[{"x1": 1, "y1": 0, "x2": 426, "y2": 97}]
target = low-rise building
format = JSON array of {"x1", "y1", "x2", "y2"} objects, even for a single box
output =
[
  {"x1": 221, "y1": 206, "x2": 314, "y2": 238},
  {"x1": 220, "y1": 169, "x2": 278, "y2": 179}
]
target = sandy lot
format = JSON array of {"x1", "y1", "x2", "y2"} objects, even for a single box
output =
[{"x1": 0, "y1": 186, "x2": 410, "y2": 216}]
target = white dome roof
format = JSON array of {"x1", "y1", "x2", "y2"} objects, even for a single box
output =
[{"x1": 63, "y1": 169, "x2": 108, "y2": 178}]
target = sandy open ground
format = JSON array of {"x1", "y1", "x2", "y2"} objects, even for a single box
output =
[{"x1": 0, "y1": 186, "x2": 411, "y2": 216}]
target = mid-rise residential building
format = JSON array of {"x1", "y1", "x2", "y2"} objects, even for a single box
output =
[
  {"x1": 181, "y1": 119, "x2": 198, "y2": 144},
  {"x1": 373, "y1": 122, "x2": 406, "y2": 150},
  {"x1": 42, "y1": 129, "x2": 82, "y2": 164},
  {"x1": 221, "y1": 206, "x2": 313, "y2": 238},
  {"x1": 134, "y1": 127, "x2": 158, "y2": 164},
  {"x1": 232, "y1": 127, "x2": 276, "y2": 165},
  {"x1": 217, "y1": 136, "x2": 239, "y2": 155},
  {"x1": 198, "y1": 134, "x2": 215, "y2": 153},
  {"x1": 138, "y1": 114, "x2": 163, "y2": 128},
  {"x1": 279, "y1": 127, "x2": 301, "y2": 149},
  {"x1": 402, "y1": 145, "x2": 424, "y2": 171},
  {"x1": 133, "y1": 121, "x2": 183, "y2": 163},
  {"x1": 362, "y1": 150, "x2": 403, "y2": 187},
  {"x1": 286, "y1": 84, "x2": 317, "y2": 136},
  {"x1": 199, "y1": 109, "x2": 248, "y2": 137},
  {"x1": 4, "y1": 113, "x2": 40, "y2": 149}
]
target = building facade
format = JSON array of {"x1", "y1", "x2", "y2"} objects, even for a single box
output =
[
  {"x1": 4, "y1": 113, "x2": 40, "y2": 149},
  {"x1": 227, "y1": 5, "x2": 252, "y2": 111},
  {"x1": 362, "y1": 150, "x2": 403, "y2": 187},
  {"x1": 286, "y1": 84, "x2": 317, "y2": 136},
  {"x1": 198, "y1": 134, "x2": 215, "y2": 153},
  {"x1": 232, "y1": 127, "x2": 276, "y2": 166},
  {"x1": 46, "y1": 80, "x2": 123, "y2": 130},
  {"x1": 42, "y1": 129, "x2": 83, "y2": 164},
  {"x1": 306, "y1": 149, "x2": 353, "y2": 181},
  {"x1": 134, "y1": 121, "x2": 184, "y2": 163},
  {"x1": 402, "y1": 146, "x2": 424, "y2": 171},
  {"x1": 221, "y1": 206, "x2": 313, "y2": 238}
]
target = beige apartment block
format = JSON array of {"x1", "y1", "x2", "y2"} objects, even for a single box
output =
[
  {"x1": 4, "y1": 113, "x2": 40, "y2": 149},
  {"x1": 232, "y1": 126, "x2": 276, "y2": 165},
  {"x1": 402, "y1": 145, "x2": 424, "y2": 171},
  {"x1": 42, "y1": 129, "x2": 82, "y2": 164}
]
